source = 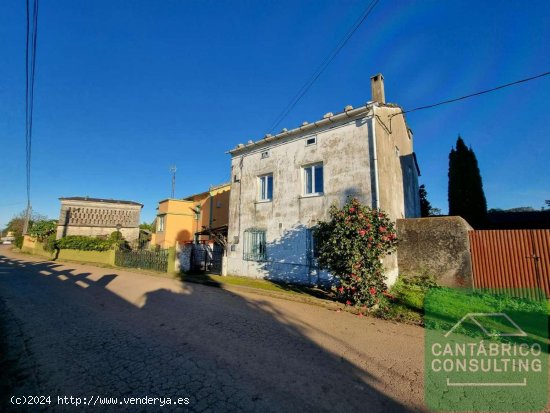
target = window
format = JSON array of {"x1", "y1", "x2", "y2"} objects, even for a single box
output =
[
  {"x1": 306, "y1": 136, "x2": 317, "y2": 146},
  {"x1": 261, "y1": 151, "x2": 270, "y2": 159},
  {"x1": 157, "y1": 215, "x2": 165, "y2": 232},
  {"x1": 243, "y1": 229, "x2": 266, "y2": 261},
  {"x1": 303, "y1": 163, "x2": 323, "y2": 195},
  {"x1": 258, "y1": 174, "x2": 273, "y2": 201}
]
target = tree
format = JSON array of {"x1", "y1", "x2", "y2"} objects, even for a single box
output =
[
  {"x1": 139, "y1": 222, "x2": 155, "y2": 232},
  {"x1": 419, "y1": 184, "x2": 441, "y2": 217},
  {"x1": 448, "y1": 136, "x2": 487, "y2": 228},
  {"x1": 5, "y1": 210, "x2": 48, "y2": 236},
  {"x1": 28, "y1": 219, "x2": 58, "y2": 241},
  {"x1": 314, "y1": 198, "x2": 398, "y2": 309},
  {"x1": 419, "y1": 185, "x2": 431, "y2": 217}
]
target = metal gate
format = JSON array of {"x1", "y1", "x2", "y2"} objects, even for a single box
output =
[
  {"x1": 190, "y1": 244, "x2": 224, "y2": 274},
  {"x1": 469, "y1": 230, "x2": 550, "y2": 299},
  {"x1": 115, "y1": 249, "x2": 169, "y2": 272}
]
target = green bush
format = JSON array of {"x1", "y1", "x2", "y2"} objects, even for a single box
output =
[
  {"x1": 14, "y1": 235, "x2": 24, "y2": 249},
  {"x1": 391, "y1": 272, "x2": 438, "y2": 311},
  {"x1": 56, "y1": 235, "x2": 115, "y2": 251},
  {"x1": 373, "y1": 271, "x2": 438, "y2": 324},
  {"x1": 28, "y1": 219, "x2": 57, "y2": 241},
  {"x1": 43, "y1": 233, "x2": 57, "y2": 253}
]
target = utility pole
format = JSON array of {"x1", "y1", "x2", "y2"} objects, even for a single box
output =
[
  {"x1": 22, "y1": 204, "x2": 32, "y2": 235},
  {"x1": 170, "y1": 165, "x2": 177, "y2": 198}
]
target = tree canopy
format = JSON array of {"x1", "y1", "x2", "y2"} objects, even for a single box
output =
[{"x1": 448, "y1": 136, "x2": 487, "y2": 228}]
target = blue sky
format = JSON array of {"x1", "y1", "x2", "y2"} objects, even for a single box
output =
[{"x1": 1, "y1": 0, "x2": 549, "y2": 227}]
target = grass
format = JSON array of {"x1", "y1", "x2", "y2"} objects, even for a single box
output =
[
  {"x1": 384, "y1": 273, "x2": 550, "y2": 328},
  {"x1": 179, "y1": 272, "x2": 335, "y2": 301}
]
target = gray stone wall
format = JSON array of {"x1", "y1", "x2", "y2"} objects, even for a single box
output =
[
  {"x1": 396, "y1": 216, "x2": 473, "y2": 287},
  {"x1": 57, "y1": 199, "x2": 142, "y2": 242}
]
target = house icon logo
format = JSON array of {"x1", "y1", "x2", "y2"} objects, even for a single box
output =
[{"x1": 444, "y1": 312, "x2": 527, "y2": 338}]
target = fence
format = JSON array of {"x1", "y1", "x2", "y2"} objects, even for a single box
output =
[
  {"x1": 469, "y1": 230, "x2": 550, "y2": 299},
  {"x1": 190, "y1": 244, "x2": 224, "y2": 274},
  {"x1": 115, "y1": 249, "x2": 169, "y2": 272}
]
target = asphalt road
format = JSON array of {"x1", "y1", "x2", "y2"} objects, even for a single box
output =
[{"x1": 0, "y1": 246, "x2": 425, "y2": 412}]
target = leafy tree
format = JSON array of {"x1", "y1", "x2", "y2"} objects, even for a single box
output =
[
  {"x1": 139, "y1": 222, "x2": 155, "y2": 232},
  {"x1": 5, "y1": 210, "x2": 47, "y2": 235},
  {"x1": 419, "y1": 185, "x2": 431, "y2": 217},
  {"x1": 448, "y1": 136, "x2": 487, "y2": 228},
  {"x1": 28, "y1": 219, "x2": 58, "y2": 241},
  {"x1": 314, "y1": 198, "x2": 398, "y2": 309},
  {"x1": 419, "y1": 185, "x2": 441, "y2": 217}
]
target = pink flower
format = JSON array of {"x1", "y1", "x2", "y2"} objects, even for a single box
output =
[
  {"x1": 369, "y1": 287, "x2": 376, "y2": 296},
  {"x1": 358, "y1": 229, "x2": 366, "y2": 237},
  {"x1": 379, "y1": 226, "x2": 387, "y2": 233},
  {"x1": 346, "y1": 300, "x2": 352, "y2": 306},
  {"x1": 349, "y1": 207, "x2": 356, "y2": 213}
]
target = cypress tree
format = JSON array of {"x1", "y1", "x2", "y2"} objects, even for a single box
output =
[{"x1": 448, "y1": 136, "x2": 487, "y2": 228}]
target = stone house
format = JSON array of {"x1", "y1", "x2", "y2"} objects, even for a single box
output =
[
  {"x1": 226, "y1": 74, "x2": 421, "y2": 285},
  {"x1": 151, "y1": 183, "x2": 230, "y2": 248},
  {"x1": 57, "y1": 197, "x2": 143, "y2": 242}
]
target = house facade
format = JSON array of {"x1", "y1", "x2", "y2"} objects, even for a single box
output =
[
  {"x1": 152, "y1": 183, "x2": 230, "y2": 248},
  {"x1": 226, "y1": 74, "x2": 420, "y2": 285},
  {"x1": 57, "y1": 197, "x2": 143, "y2": 242}
]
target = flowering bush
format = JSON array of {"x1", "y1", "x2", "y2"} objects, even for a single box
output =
[{"x1": 314, "y1": 198, "x2": 397, "y2": 308}]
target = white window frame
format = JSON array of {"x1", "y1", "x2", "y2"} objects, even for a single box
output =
[
  {"x1": 302, "y1": 163, "x2": 324, "y2": 196},
  {"x1": 258, "y1": 174, "x2": 273, "y2": 202},
  {"x1": 157, "y1": 215, "x2": 165, "y2": 232},
  {"x1": 305, "y1": 136, "x2": 317, "y2": 146}
]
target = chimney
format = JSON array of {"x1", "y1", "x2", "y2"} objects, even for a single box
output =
[{"x1": 370, "y1": 73, "x2": 385, "y2": 104}]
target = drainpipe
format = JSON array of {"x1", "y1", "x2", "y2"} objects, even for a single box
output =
[
  {"x1": 209, "y1": 190, "x2": 214, "y2": 229},
  {"x1": 371, "y1": 106, "x2": 380, "y2": 209}
]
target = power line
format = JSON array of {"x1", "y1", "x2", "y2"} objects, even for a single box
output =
[
  {"x1": 391, "y1": 71, "x2": 550, "y2": 119},
  {"x1": 24, "y1": 0, "x2": 39, "y2": 234},
  {"x1": 268, "y1": 0, "x2": 380, "y2": 134}
]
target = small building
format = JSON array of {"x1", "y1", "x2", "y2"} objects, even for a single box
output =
[
  {"x1": 152, "y1": 183, "x2": 230, "y2": 248},
  {"x1": 57, "y1": 197, "x2": 143, "y2": 242},
  {"x1": 226, "y1": 74, "x2": 420, "y2": 285}
]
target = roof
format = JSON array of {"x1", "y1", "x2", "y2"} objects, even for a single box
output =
[
  {"x1": 182, "y1": 182, "x2": 231, "y2": 201},
  {"x1": 59, "y1": 197, "x2": 143, "y2": 207},
  {"x1": 227, "y1": 102, "x2": 376, "y2": 155}
]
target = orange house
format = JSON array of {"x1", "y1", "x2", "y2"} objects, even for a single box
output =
[{"x1": 152, "y1": 183, "x2": 230, "y2": 249}]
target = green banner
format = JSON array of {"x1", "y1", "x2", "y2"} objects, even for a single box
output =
[{"x1": 425, "y1": 288, "x2": 548, "y2": 411}]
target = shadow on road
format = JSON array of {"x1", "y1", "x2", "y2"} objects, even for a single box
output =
[{"x1": 0, "y1": 251, "x2": 421, "y2": 412}]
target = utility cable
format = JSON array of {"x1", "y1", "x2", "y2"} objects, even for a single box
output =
[
  {"x1": 268, "y1": 0, "x2": 380, "y2": 134},
  {"x1": 390, "y1": 71, "x2": 550, "y2": 119}
]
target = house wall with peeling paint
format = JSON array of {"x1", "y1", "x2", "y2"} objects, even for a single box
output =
[{"x1": 226, "y1": 102, "x2": 420, "y2": 285}]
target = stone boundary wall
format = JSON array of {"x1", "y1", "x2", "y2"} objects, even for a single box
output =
[{"x1": 396, "y1": 216, "x2": 473, "y2": 287}]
